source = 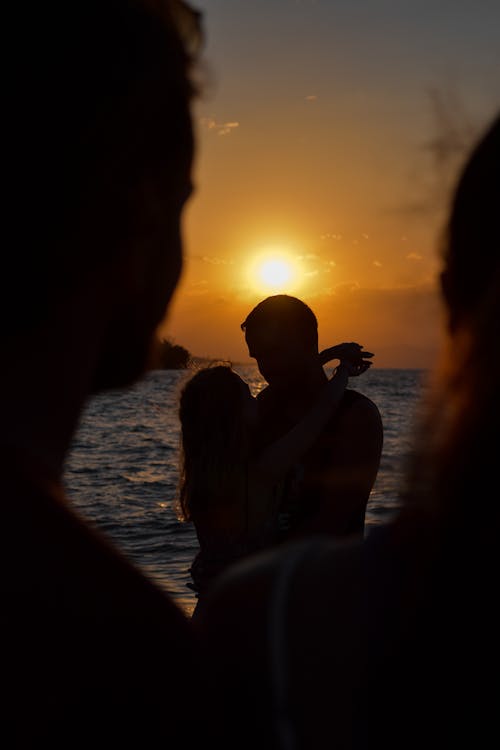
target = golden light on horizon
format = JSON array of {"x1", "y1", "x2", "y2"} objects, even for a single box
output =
[{"x1": 247, "y1": 250, "x2": 302, "y2": 294}]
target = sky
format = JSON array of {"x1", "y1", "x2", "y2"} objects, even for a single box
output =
[{"x1": 160, "y1": 0, "x2": 500, "y2": 368}]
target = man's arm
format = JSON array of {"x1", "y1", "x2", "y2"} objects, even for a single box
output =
[{"x1": 253, "y1": 364, "x2": 350, "y2": 484}]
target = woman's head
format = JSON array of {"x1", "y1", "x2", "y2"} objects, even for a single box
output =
[{"x1": 177, "y1": 365, "x2": 256, "y2": 521}]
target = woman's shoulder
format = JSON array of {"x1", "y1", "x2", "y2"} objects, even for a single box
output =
[
  {"x1": 196, "y1": 522, "x2": 423, "y2": 653},
  {"x1": 194, "y1": 536, "x2": 365, "y2": 747}
]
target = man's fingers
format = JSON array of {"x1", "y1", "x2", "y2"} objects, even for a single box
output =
[
  {"x1": 346, "y1": 353, "x2": 374, "y2": 364},
  {"x1": 346, "y1": 360, "x2": 372, "y2": 376},
  {"x1": 339, "y1": 344, "x2": 374, "y2": 359}
]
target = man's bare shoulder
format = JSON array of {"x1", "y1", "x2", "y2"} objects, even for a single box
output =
[
  {"x1": 331, "y1": 389, "x2": 384, "y2": 463},
  {"x1": 341, "y1": 388, "x2": 383, "y2": 424}
]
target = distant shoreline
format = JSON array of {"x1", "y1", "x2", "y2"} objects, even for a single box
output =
[{"x1": 188, "y1": 358, "x2": 429, "y2": 372}]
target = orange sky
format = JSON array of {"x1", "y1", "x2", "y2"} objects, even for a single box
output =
[{"x1": 160, "y1": 0, "x2": 499, "y2": 368}]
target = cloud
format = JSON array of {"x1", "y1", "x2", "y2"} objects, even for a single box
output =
[
  {"x1": 186, "y1": 280, "x2": 208, "y2": 296},
  {"x1": 202, "y1": 255, "x2": 230, "y2": 265},
  {"x1": 199, "y1": 117, "x2": 240, "y2": 136},
  {"x1": 320, "y1": 282, "x2": 360, "y2": 296},
  {"x1": 406, "y1": 252, "x2": 423, "y2": 261},
  {"x1": 191, "y1": 255, "x2": 234, "y2": 266}
]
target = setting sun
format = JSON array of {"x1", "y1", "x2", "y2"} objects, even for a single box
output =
[
  {"x1": 259, "y1": 258, "x2": 293, "y2": 288},
  {"x1": 247, "y1": 251, "x2": 302, "y2": 293}
]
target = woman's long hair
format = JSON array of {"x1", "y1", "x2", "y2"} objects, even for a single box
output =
[
  {"x1": 400, "y1": 113, "x2": 500, "y2": 539},
  {"x1": 177, "y1": 365, "x2": 251, "y2": 522}
]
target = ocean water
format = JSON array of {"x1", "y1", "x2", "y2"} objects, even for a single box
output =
[{"x1": 64, "y1": 365, "x2": 428, "y2": 616}]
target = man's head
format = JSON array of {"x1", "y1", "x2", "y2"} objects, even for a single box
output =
[
  {"x1": 6, "y1": 0, "x2": 202, "y2": 389},
  {"x1": 241, "y1": 295, "x2": 319, "y2": 389}
]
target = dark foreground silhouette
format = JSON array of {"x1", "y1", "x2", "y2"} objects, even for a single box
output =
[{"x1": 2, "y1": 2, "x2": 223, "y2": 746}]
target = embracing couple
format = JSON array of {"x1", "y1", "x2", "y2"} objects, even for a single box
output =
[{"x1": 177, "y1": 293, "x2": 384, "y2": 603}]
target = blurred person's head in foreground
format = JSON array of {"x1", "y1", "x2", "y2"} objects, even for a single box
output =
[{"x1": 5, "y1": 0, "x2": 203, "y2": 392}]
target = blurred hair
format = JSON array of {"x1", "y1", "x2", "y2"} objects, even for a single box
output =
[
  {"x1": 177, "y1": 365, "x2": 250, "y2": 522},
  {"x1": 241, "y1": 294, "x2": 319, "y2": 349},
  {"x1": 441, "y1": 113, "x2": 500, "y2": 332},
  {"x1": 402, "y1": 111, "x2": 500, "y2": 538},
  {"x1": 5, "y1": 0, "x2": 203, "y2": 331}
]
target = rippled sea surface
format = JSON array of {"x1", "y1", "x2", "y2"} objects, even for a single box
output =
[{"x1": 64, "y1": 366, "x2": 428, "y2": 616}]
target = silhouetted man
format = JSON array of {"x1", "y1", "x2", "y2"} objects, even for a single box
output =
[{"x1": 241, "y1": 295, "x2": 383, "y2": 539}]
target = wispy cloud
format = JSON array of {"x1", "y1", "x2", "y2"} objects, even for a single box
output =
[
  {"x1": 192, "y1": 255, "x2": 234, "y2": 266},
  {"x1": 199, "y1": 117, "x2": 240, "y2": 136},
  {"x1": 321, "y1": 282, "x2": 360, "y2": 296},
  {"x1": 186, "y1": 280, "x2": 208, "y2": 296}
]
